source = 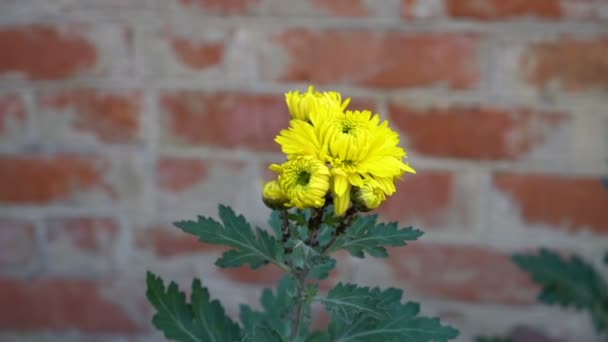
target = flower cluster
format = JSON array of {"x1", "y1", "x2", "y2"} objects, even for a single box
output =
[{"x1": 263, "y1": 86, "x2": 415, "y2": 215}]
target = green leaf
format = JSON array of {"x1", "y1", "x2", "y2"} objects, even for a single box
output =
[
  {"x1": 327, "y1": 215, "x2": 423, "y2": 258},
  {"x1": 146, "y1": 271, "x2": 241, "y2": 342},
  {"x1": 328, "y1": 301, "x2": 459, "y2": 341},
  {"x1": 309, "y1": 258, "x2": 336, "y2": 280},
  {"x1": 512, "y1": 249, "x2": 608, "y2": 332},
  {"x1": 175, "y1": 205, "x2": 286, "y2": 270},
  {"x1": 320, "y1": 283, "x2": 402, "y2": 323},
  {"x1": 239, "y1": 276, "x2": 296, "y2": 341},
  {"x1": 289, "y1": 240, "x2": 319, "y2": 269},
  {"x1": 268, "y1": 210, "x2": 284, "y2": 239}
]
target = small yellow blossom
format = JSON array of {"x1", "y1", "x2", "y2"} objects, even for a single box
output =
[
  {"x1": 262, "y1": 180, "x2": 290, "y2": 209},
  {"x1": 285, "y1": 86, "x2": 350, "y2": 122},
  {"x1": 353, "y1": 182, "x2": 387, "y2": 211},
  {"x1": 269, "y1": 156, "x2": 330, "y2": 209}
]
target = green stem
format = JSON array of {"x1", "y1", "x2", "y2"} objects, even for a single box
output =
[
  {"x1": 321, "y1": 206, "x2": 358, "y2": 255},
  {"x1": 290, "y1": 269, "x2": 309, "y2": 341}
]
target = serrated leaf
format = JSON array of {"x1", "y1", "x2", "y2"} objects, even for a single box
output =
[
  {"x1": 239, "y1": 276, "x2": 296, "y2": 341},
  {"x1": 290, "y1": 240, "x2": 319, "y2": 269},
  {"x1": 309, "y1": 258, "x2": 336, "y2": 280},
  {"x1": 513, "y1": 249, "x2": 608, "y2": 332},
  {"x1": 327, "y1": 215, "x2": 423, "y2": 258},
  {"x1": 175, "y1": 205, "x2": 286, "y2": 270},
  {"x1": 328, "y1": 301, "x2": 459, "y2": 342},
  {"x1": 146, "y1": 272, "x2": 241, "y2": 342},
  {"x1": 320, "y1": 283, "x2": 402, "y2": 323},
  {"x1": 268, "y1": 210, "x2": 284, "y2": 239}
]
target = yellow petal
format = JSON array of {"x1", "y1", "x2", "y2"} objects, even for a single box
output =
[
  {"x1": 333, "y1": 173, "x2": 348, "y2": 196},
  {"x1": 333, "y1": 191, "x2": 350, "y2": 216}
]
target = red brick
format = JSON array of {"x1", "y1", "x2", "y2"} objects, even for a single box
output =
[
  {"x1": 386, "y1": 243, "x2": 538, "y2": 305},
  {"x1": 312, "y1": 0, "x2": 368, "y2": 16},
  {"x1": 0, "y1": 220, "x2": 36, "y2": 269},
  {"x1": 0, "y1": 95, "x2": 25, "y2": 140},
  {"x1": 377, "y1": 171, "x2": 453, "y2": 227},
  {"x1": 157, "y1": 157, "x2": 209, "y2": 193},
  {"x1": 47, "y1": 218, "x2": 118, "y2": 253},
  {"x1": 0, "y1": 155, "x2": 116, "y2": 204},
  {"x1": 0, "y1": 26, "x2": 96, "y2": 80},
  {"x1": 271, "y1": 30, "x2": 479, "y2": 89},
  {"x1": 522, "y1": 37, "x2": 608, "y2": 91},
  {"x1": 493, "y1": 173, "x2": 608, "y2": 234},
  {"x1": 160, "y1": 92, "x2": 288, "y2": 151},
  {"x1": 445, "y1": 0, "x2": 562, "y2": 20},
  {"x1": 178, "y1": 0, "x2": 261, "y2": 13},
  {"x1": 170, "y1": 38, "x2": 224, "y2": 70},
  {"x1": 37, "y1": 89, "x2": 141, "y2": 144},
  {"x1": 135, "y1": 223, "x2": 225, "y2": 257},
  {"x1": 389, "y1": 104, "x2": 567, "y2": 160},
  {"x1": 220, "y1": 264, "x2": 284, "y2": 285},
  {"x1": 0, "y1": 278, "x2": 141, "y2": 332}
]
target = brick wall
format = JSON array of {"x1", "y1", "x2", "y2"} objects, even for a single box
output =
[{"x1": 0, "y1": 1, "x2": 607, "y2": 341}]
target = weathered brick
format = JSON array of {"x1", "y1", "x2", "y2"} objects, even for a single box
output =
[
  {"x1": 0, "y1": 219, "x2": 36, "y2": 270},
  {"x1": 264, "y1": 30, "x2": 479, "y2": 89},
  {"x1": 0, "y1": 94, "x2": 25, "y2": 142},
  {"x1": 157, "y1": 157, "x2": 209, "y2": 193},
  {"x1": 389, "y1": 104, "x2": 568, "y2": 160},
  {"x1": 154, "y1": 156, "x2": 263, "y2": 222},
  {"x1": 160, "y1": 91, "x2": 288, "y2": 151},
  {"x1": 522, "y1": 37, "x2": 608, "y2": 92},
  {"x1": 46, "y1": 218, "x2": 119, "y2": 273},
  {"x1": 401, "y1": 0, "x2": 445, "y2": 19},
  {"x1": 561, "y1": 0, "x2": 608, "y2": 21},
  {"x1": 376, "y1": 171, "x2": 454, "y2": 227},
  {"x1": 493, "y1": 173, "x2": 608, "y2": 234},
  {"x1": 36, "y1": 89, "x2": 141, "y2": 144},
  {"x1": 220, "y1": 264, "x2": 284, "y2": 285},
  {"x1": 170, "y1": 38, "x2": 224, "y2": 70},
  {"x1": 310, "y1": 0, "x2": 369, "y2": 16},
  {"x1": 0, "y1": 278, "x2": 142, "y2": 332},
  {"x1": 135, "y1": 223, "x2": 225, "y2": 258},
  {"x1": 0, "y1": 154, "x2": 140, "y2": 206},
  {"x1": 177, "y1": 0, "x2": 261, "y2": 14},
  {"x1": 385, "y1": 243, "x2": 538, "y2": 305},
  {"x1": 0, "y1": 25, "x2": 130, "y2": 81},
  {"x1": 445, "y1": 0, "x2": 562, "y2": 20}
]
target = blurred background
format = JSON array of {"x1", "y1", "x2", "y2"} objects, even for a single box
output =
[{"x1": 0, "y1": 0, "x2": 607, "y2": 341}]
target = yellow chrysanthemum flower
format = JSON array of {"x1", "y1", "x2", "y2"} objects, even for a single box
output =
[
  {"x1": 274, "y1": 86, "x2": 415, "y2": 215},
  {"x1": 269, "y1": 156, "x2": 330, "y2": 209},
  {"x1": 285, "y1": 86, "x2": 350, "y2": 122},
  {"x1": 262, "y1": 180, "x2": 290, "y2": 209},
  {"x1": 277, "y1": 108, "x2": 414, "y2": 215}
]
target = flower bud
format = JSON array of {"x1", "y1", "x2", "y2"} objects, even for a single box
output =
[
  {"x1": 353, "y1": 184, "x2": 386, "y2": 212},
  {"x1": 262, "y1": 180, "x2": 290, "y2": 209}
]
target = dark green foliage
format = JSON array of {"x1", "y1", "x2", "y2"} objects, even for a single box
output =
[
  {"x1": 327, "y1": 215, "x2": 423, "y2": 258},
  {"x1": 174, "y1": 205, "x2": 285, "y2": 270},
  {"x1": 320, "y1": 284, "x2": 459, "y2": 342},
  {"x1": 512, "y1": 248, "x2": 608, "y2": 332},
  {"x1": 240, "y1": 276, "x2": 297, "y2": 341},
  {"x1": 146, "y1": 272, "x2": 241, "y2": 342},
  {"x1": 149, "y1": 205, "x2": 459, "y2": 342},
  {"x1": 321, "y1": 283, "x2": 402, "y2": 322}
]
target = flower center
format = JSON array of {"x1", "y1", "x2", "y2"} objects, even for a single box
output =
[{"x1": 297, "y1": 170, "x2": 311, "y2": 186}]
